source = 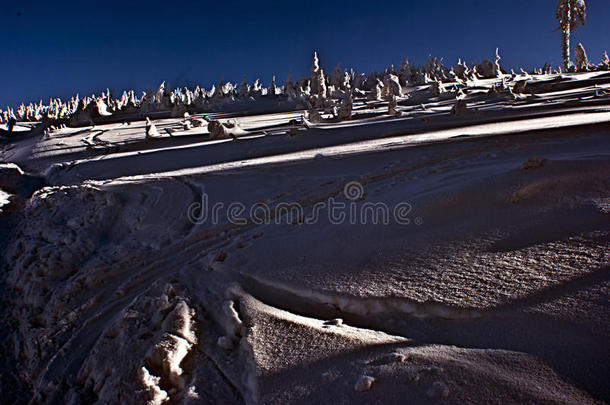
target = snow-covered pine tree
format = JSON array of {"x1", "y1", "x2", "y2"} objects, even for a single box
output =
[
  {"x1": 574, "y1": 43, "x2": 589, "y2": 71},
  {"x1": 430, "y1": 80, "x2": 444, "y2": 97},
  {"x1": 269, "y1": 76, "x2": 277, "y2": 96},
  {"x1": 337, "y1": 90, "x2": 353, "y2": 120},
  {"x1": 398, "y1": 57, "x2": 413, "y2": 85},
  {"x1": 477, "y1": 50, "x2": 502, "y2": 79},
  {"x1": 542, "y1": 63, "x2": 552, "y2": 75},
  {"x1": 330, "y1": 64, "x2": 343, "y2": 89},
  {"x1": 340, "y1": 70, "x2": 351, "y2": 90},
  {"x1": 383, "y1": 73, "x2": 402, "y2": 98},
  {"x1": 250, "y1": 79, "x2": 262, "y2": 97},
  {"x1": 352, "y1": 73, "x2": 366, "y2": 90},
  {"x1": 364, "y1": 69, "x2": 378, "y2": 91},
  {"x1": 310, "y1": 52, "x2": 327, "y2": 99},
  {"x1": 600, "y1": 51, "x2": 610, "y2": 70},
  {"x1": 368, "y1": 79, "x2": 383, "y2": 101},
  {"x1": 284, "y1": 73, "x2": 297, "y2": 99},
  {"x1": 154, "y1": 82, "x2": 166, "y2": 106},
  {"x1": 238, "y1": 77, "x2": 249, "y2": 98},
  {"x1": 494, "y1": 48, "x2": 502, "y2": 76}
]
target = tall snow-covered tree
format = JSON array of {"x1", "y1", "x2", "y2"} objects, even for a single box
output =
[
  {"x1": 556, "y1": 0, "x2": 586, "y2": 71},
  {"x1": 284, "y1": 73, "x2": 297, "y2": 99},
  {"x1": 310, "y1": 52, "x2": 327, "y2": 98},
  {"x1": 494, "y1": 48, "x2": 502, "y2": 76},
  {"x1": 269, "y1": 76, "x2": 277, "y2": 96}
]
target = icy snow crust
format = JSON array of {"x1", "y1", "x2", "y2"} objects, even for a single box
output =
[{"x1": 0, "y1": 68, "x2": 609, "y2": 404}]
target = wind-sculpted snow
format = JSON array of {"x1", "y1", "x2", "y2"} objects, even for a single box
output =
[{"x1": 0, "y1": 67, "x2": 609, "y2": 404}]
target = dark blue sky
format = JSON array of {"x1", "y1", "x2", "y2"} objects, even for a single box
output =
[{"x1": 1, "y1": 0, "x2": 609, "y2": 108}]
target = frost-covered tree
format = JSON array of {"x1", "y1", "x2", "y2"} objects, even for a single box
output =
[
  {"x1": 413, "y1": 70, "x2": 431, "y2": 85},
  {"x1": 454, "y1": 59, "x2": 470, "y2": 81},
  {"x1": 600, "y1": 51, "x2": 610, "y2": 70},
  {"x1": 329, "y1": 64, "x2": 343, "y2": 88},
  {"x1": 340, "y1": 70, "x2": 351, "y2": 90},
  {"x1": 310, "y1": 52, "x2": 327, "y2": 98},
  {"x1": 283, "y1": 73, "x2": 297, "y2": 99},
  {"x1": 556, "y1": 0, "x2": 586, "y2": 71},
  {"x1": 352, "y1": 73, "x2": 366, "y2": 90},
  {"x1": 574, "y1": 43, "x2": 589, "y2": 71},
  {"x1": 192, "y1": 86, "x2": 206, "y2": 107},
  {"x1": 398, "y1": 57, "x2": 413, "y2": 85},
  {"x1": 154, "y1": 82, "x2": 167, "y2": 106},
  {"x1": 430, "y1": 80, "x2": 444, "y2": 97},
  {"x1": 474, "y1": 50, "x2": 502, "y2": 79},
  {"x1": 269, "y1": 76, "x2": 277, "y2": 96},
  {"x1": 382, "y1": 73, "x2": 402, "y2": 98},
  {"x1": 494, "y1": 48, "x2": 502, "y2": 76},
  {"x1": 220, "y1": 81, "x2": 236, "y2": 98},
  {"x1": 337, "y1": 91, "x2": 353, "y2": 120},
  {"x1": 368, "y1": 79, "x2": 383, "y2": 101},
  {"x1": 238, "y1": 77, "x2": 249, "y2": 98},
  {"x1": 364, "y1": 69, "x2": 379, "y2": 91},
  {"x1": 250, "y1": 79, "x2": 262, "y2": 97},
  {"x1": 304, "y1": 102, "x2": 323, "y2": 124},
  {"x1": 542, "y1": 62, "x2": 553, "y2": 74},
  {"x1": 297, "y1": 77, "x2": 310, "y2": 95},
  {"x1": 424, "y1": 56, "x2": 449, "y2": 81}
]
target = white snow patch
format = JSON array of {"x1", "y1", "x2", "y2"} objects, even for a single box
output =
[{"x1": 139, "y1": 366, "x2": 169, "y2": 405}]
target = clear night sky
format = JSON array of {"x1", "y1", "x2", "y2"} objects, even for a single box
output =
[{"x1": 1, "y1": 0, "x2": 609, "y2": 108}]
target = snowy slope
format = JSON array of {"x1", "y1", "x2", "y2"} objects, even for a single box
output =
[{"x1": 0, "y1": 70, "x2": 609, "y2": 404}]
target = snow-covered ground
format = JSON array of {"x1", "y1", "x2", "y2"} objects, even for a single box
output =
[{"x1": 0, "y1": 70, "x2": 609, "y2": 404}]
